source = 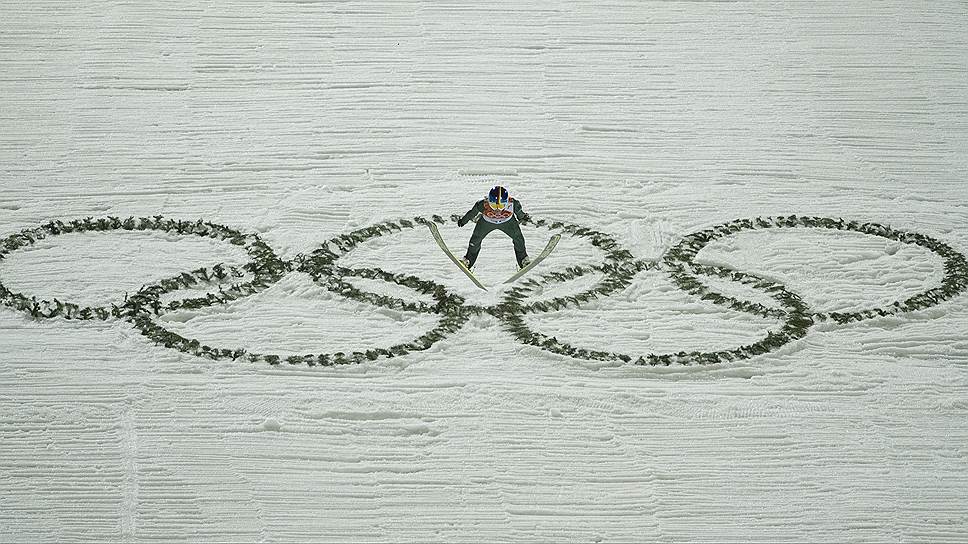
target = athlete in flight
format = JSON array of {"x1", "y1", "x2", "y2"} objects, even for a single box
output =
[{"x1": 457, "y1": 185, "x2": 531, "y2": 270}]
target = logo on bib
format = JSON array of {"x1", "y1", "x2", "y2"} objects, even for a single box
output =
[{"x1": 482, "y1": 200, "x2": 515, "y2": 224}]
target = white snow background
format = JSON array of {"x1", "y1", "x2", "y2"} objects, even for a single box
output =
[{"x1": 2, "y1": 1, "x2": 968, "y2": 542}]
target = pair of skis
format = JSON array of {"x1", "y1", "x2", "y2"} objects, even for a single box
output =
[{"x1": 427, "y1": 222, "x2": 560, "y2": 291}]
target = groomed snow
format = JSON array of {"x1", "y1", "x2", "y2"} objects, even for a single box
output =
[{"x1": 2, "y1": 1, "x2": 968, "y2": 542}]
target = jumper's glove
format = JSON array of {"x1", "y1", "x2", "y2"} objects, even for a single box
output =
[
  {"x1": 518, "y1": 214, "x2": 532, "y2": 224},
  {"x1": 457, "y1": 217, "x2": 467, "y2": 228}
]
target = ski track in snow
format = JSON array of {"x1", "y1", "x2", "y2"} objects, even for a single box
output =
[{"x1": 2, "y1": 1, "x2": 968, "y2": 542}]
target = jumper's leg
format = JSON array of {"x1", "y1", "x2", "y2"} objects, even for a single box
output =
[
  {"x1": 464, "y1": 221, "x2": 497, "y2": 267},
  {"x1": 500, "y1": 222, "x2": 529, "y2": 268}
]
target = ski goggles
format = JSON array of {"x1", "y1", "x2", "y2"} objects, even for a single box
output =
[{"x1": 487, "y1": 198, "x2": 509, "y2": 210}]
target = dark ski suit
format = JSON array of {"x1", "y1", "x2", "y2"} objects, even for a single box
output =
[{"x1": 458, "y1": 198, "x2": 530, "y2": 268}]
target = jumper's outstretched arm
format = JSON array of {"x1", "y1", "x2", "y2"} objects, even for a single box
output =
[
  {"x1": 513, "y1": 200, "x2": 531, "y2": 223},
  {"x1": 457, "y1": 200, "x2": 485, "y2": 227}
]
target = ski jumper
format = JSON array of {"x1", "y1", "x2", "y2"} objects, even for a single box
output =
[{"x1": 458, "y1": 198, "x2": 530, "y2": 268}]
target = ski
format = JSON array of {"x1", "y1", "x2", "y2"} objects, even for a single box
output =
[
  {"x1": 427, "y1": 222, "x2": 488, "y2": 291},
  {"x1": 503, "y1": 233, "x2": 561, "y2": 284}
]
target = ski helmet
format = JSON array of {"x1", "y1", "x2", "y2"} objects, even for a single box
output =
[{"x1": 488, "y1": 185, "x2": 509, "y2": 209}]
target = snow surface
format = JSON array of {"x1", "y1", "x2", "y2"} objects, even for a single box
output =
[{"x1": 2, "y1": 1, "x2": 968, "y2": 542}]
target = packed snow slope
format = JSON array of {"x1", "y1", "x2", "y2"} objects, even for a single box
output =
[{"x1": 2, "y1": 1, "x2": 968, "y2": 542}]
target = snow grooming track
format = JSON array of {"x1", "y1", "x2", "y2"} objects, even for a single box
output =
[{"x1": 2, "y1": 214, "x2": 966, "y2": 368}]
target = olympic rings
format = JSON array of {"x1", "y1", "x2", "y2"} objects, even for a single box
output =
[{"x1": 0, "y1": 214, "x2": 965, "y2": 368}]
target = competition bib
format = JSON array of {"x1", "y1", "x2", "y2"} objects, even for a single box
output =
[{"x1": 481, "y1": 200, "x2": 515, "y2": 224}]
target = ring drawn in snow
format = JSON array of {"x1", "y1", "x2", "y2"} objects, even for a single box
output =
[
  {"x1": 664, "y1": 216, "x2": 968, "y2": 325},
  {"x1": 143, "y1": 267, "x2": 470, "y2": 366},
  {"x1": 501, "y1": 259, "x2": 813, "y2": 367},
  {"x1": 0, "y1": 216, "x2": 280, "y2": 321},
  {"x1": 1, "y1": 213, "x2": 966, "y2": 368}
]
